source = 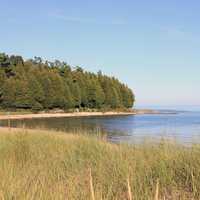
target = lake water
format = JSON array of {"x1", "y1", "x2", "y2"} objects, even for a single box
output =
[{"x1": 1, "y1": 110, "x2": 200, "y2": 144}]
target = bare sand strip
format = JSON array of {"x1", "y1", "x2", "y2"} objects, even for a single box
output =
[{"x1": 0, "y1": 111, "x2": 136, "y2": 121}]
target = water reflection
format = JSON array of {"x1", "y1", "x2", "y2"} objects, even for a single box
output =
[{"x1": 1, "y1": 112, "x2": 200, "y2": 144}]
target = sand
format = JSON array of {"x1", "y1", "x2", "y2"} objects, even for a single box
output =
[{"x1": 0, "y1": 111, "x2": 136, "y2": 121}]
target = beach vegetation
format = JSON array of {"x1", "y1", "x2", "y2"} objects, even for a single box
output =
[{"x1": 0, "y1": 129, "x2": 199, "y2": 199}]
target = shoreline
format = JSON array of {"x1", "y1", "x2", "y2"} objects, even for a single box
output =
[
  {"x1": 0, "y1": 111, "x2": 135, "y2": 121},
  {"x1": 0, "y1": 109, "x2": 174, "y2": 121}
]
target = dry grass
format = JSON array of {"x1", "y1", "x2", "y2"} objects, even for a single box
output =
[{"x1": 0, "y1": 128, "x2": 199, "y2": 199}]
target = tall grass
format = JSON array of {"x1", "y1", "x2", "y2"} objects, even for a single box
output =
[{"x1": 0, "y1": 128, "x2": 199, "y2": 199}]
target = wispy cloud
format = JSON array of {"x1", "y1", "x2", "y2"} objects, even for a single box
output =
[{"x1": 49, "y1": 12, "x2": 127, "y2": 26}]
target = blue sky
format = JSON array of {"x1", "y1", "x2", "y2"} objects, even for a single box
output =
[{"x1": 0, "y1": 0, "x2": 200, "y2": 106}]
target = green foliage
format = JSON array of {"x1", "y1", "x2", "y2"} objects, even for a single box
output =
[
  {"x1": 31, "y1": 102, "x2": 43, "y2": 113},
  {"x1": 0, "y1": 53, "x2": 135, "y2": 110},
  {"x1": 0, "y1": 69, "x2": 6, "y2": 102}
]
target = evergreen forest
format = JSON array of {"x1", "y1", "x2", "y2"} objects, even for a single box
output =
[{"x1": 0, "y1": 53, "x2": 135, "y2": 111}]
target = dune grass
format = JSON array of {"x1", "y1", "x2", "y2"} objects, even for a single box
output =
[{"x1": 0, "y1": 128, "x2": 200, "y2": 199}]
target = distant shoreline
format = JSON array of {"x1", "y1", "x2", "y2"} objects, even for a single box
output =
[{"x1": 0, "y1": 109, "x2": 177, "y2": 121}]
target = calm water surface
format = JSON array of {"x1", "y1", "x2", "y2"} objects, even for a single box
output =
[{"x1": 1, "y1": 111, "x2": 200, "y2": 144}]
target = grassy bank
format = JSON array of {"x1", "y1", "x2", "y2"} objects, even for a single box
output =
[{"x1": 0, "y1": 129, "x2": 199, "y2": 199}]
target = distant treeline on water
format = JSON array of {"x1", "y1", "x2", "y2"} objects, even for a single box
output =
[{"x1": 0, "y1": 53, "x2": 135, "y2": 111}]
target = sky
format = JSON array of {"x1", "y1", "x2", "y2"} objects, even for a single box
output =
[{"x1": 0, "y1": 0, "x2": 200, "y2": 107}]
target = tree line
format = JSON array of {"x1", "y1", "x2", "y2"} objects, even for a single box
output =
[{"x1": 0, "y1": 53, "x2": 135, "y2": 111}]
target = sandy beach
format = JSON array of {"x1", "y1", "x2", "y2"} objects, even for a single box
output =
[
  {"x1": 0, "y1": 111, "x2": 137, "y2": 121},
  {"x1": 0, "y1": 108, "x2": 174, "y2": 121}
]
